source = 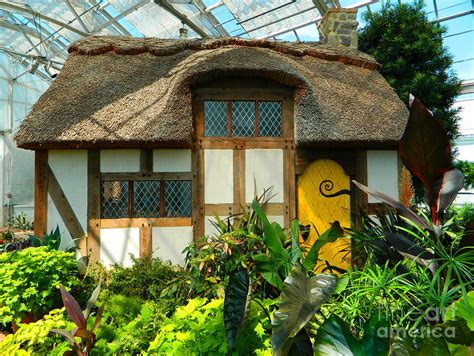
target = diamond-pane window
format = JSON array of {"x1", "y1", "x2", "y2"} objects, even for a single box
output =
[
  {"x1": 101, "y1": 181, "x2": 129, "y2": 218},
  {"x1": 165, "y1": 180, "x2": 192, "y2": 217},
  {"x1": 259, "y1": 101, "x2": 282, "y2": 136},
  {"x1": 232, "y1": 101, "x2": 255, "y2": 137},
  {"x1": 133, "y1": 181, "x2": 161, "y2": 218},
  {"x1": 204, "y1": 101, "x2": 228, "y2": 136}
]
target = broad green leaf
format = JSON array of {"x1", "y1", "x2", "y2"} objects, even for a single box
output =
[
  {"x1": 389, "y1": 332, "x2": 450, "y2": 355},
  {"x1": 224, "y1": 269, "x2": 251, "y2": 350},
  {"x1": 303, "y1": 222, "x2": 344, "y2": 271},
  {"x1": 445, "y1": 291, "x2": 474, "y2": 331},
  {"x1": 313, "y1": 314, "x2": 389, "y2": 356},
  {"x1": 253, "y1": 254, "x2": 283, "y2": 289},
  {"x1": 271, "y1": 268, "x2": 337, "y2": 355}
]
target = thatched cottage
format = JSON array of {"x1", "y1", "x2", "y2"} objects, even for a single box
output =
[{"x1": 15, "y1": 9, "x2": 408, "y2": 267}]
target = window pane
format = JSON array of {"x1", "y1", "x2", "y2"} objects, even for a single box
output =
[
  {"x1": 101, "y1": 181, "x2": 129, "y2": 218},
  {"x1": 232, "y1": 101, "x2": 255, "y2": 137},
  {"x1": 164, "y1": 180, "x2": 192, "y2": 217},
  {"x1": 204, "y1": 101, "x2": 228, "y2": 136},
  {"x1": 259, "y1": 101, "x2": 282, "y2": 136},
  {"x1": 133, "y1": 181, "x2": 161, "y2": 218}
]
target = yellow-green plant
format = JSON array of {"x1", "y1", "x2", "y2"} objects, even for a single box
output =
[
  {"x1": 148, "y1": 298, "x2": 272, "y2": 355},
  {"x1": 0, "y1": 309, "x2": 68, "y2": 355},
  {"x1": 0, "y1": 247, "x2": 81, "y2": 323}
]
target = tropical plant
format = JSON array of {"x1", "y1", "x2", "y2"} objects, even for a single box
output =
[
  {"x1": 52, "y1": 284, "x2": 104, "y2": 356},
  {"x1": 271, "y1": 267, "x2": 337, "y2": 355},
  {"x1": 251, "y1": 200, "x2": 345, "y2": 289},
  {"x1": 0, "y1": 247, "x2": 81, "y2": 324},
  {"x1": 185, "y1": 228, "x2": 266, "y2": 299}
]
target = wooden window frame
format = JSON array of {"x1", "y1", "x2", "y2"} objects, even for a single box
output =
[
  {"x1": 203, "y1": 99, "x2": 283, "y2": 139},
  {"x1": 99, "y1": 172, "x2": 193, "y2": 228},
  {"x1": 194, "y1": 91, "x2": 294, "y2": 150}
]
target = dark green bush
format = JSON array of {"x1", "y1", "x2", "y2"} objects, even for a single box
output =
[{"x1": 103, "y1": 256, "x2": 190, "y2": 313}]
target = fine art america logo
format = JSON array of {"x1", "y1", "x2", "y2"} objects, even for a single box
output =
[{"x1": 375, "y1": 306, "x2": 458, "y2": 339}]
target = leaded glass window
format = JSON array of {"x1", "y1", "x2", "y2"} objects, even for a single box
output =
[
  {"x1": 100, "y1": 180, "x2": 191, "y2": 219},
  {"x1": 203, "y1": 100, "x2": 281, "y2": 137}
]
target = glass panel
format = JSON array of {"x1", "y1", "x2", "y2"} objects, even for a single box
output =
[
  {"x1": 133, "y1": 181, "x2": 161, "y2": 218},
  {"x1": 259, "y1": 101, "x2": 282, "y2": 136},
  {"x1": 232, "y1": 101, "x2": 255, "y2": 137},
  {"x1": 204, "y1": 101, "x2": 228, "y2": 136},
  {"x1": 164, "y1": 180, "x2": 192, "y2": 217},
  {"x1": 101, "y1": 181, "x2": 129, "y2": 218}
]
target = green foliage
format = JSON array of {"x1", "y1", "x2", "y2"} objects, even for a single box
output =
[
  {"x1": 445, "y1": 291, "x2": 474, "y2": 331},
  {"x1": 313, "y1": 314, "x2": 390, "y2": 356},
  {"x1": 0, "y1": 309, "x2": 68, "y2": 355},
  {"x1": 105, "y1": 256, "x2": 189, "y2": 312},
  {"x1": 185, "y1": 228, "x2": 266, "y2": 299},
  {"x1": 93, "y1": 295, "x2": 167, "y2": 355},
  {"x1": 359, "y1": 1, "x2": 461, "y2": 140},
  {"x1": 359, "y1": 1, "x2": 462, "y2": 203},
  {"x1": 0, "y1": 247, "x2": 81, "y2": 323},
  {"x1": 148, "y1": 298, "x2": 272, "y2": 355},
  {"x1": 454, "y1": 160, "x2": 474, "y2": 190}
]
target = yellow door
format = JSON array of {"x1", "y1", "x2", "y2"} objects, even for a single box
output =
[{"x1": 297, "y1": 159, "x2": 351, "y2": 272}]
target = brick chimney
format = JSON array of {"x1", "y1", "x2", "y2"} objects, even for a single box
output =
[{"x1": 318, "y1": 9, "x2": 359, "y2": 49}]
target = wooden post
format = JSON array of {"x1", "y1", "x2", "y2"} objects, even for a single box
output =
[
  {"x1": 87, "y1": 150, "x2": 101, "y2": 262},
  {"x1": 192, "y1": 149, "x2": 205, "y2": 242},
  {"x1": 34, "y1": 150, "x2": 48, "y2": 238},
  {"x1": 139, "y1": 223, "x2": 152, "y2": 257},
  {"x1": 140, "y1": 149, "x2": 153, "y2": 173}
]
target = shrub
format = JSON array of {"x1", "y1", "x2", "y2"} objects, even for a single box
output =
[
  {"x1": 105, "y1": 256, "x2": 190, "y2": 313},
  {"x1": 0, "y1": 309, "x2": 68, "y2": 354},
  {"x1": 94, "y1": 296, "x2": 168, "y2": 354},
  {"x1": 148, "y1": 298, "x2": 271, "y2": 355},
  {"x1": 0, "y1": 247, "x2": 81, "y2": 324}
]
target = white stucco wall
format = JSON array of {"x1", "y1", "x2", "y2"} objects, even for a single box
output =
[
  {"x1": 367, "y1": 150, "x2": 399, "y2": 203},
  {"x1": 152, "y1": 226, "x2": 193, "y2": 265},
  {"x1": 100, "y1": 228, "x2": 140, "y2": 267},
  {"x1": 245, "y1": 149, "x2": 284, "y2": 203},
  {"x1": 153, "y1": 149, "x2": 191, "y2": 172},
  {"x1": 100, "y1": 149, "x2": 140, "y2": 172},
  {"x1": 47, "y1": 150, "x2": 88, "y2": 250},
  {"x1": 204, "y1": 149, "x2": 233, "y2": 204}
]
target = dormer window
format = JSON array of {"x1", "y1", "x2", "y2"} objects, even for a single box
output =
[{"x1": 204, "y1": 100, "x2": 282, "y2": 137}]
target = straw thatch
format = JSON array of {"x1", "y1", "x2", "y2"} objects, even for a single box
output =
[{"x1": 15, "y1": 36, "x2": 408, "y2": 149}]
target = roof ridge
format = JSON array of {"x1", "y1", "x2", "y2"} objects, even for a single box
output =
[{"x1": 68, "y1": 36, "x2": 379, "y2": 70}]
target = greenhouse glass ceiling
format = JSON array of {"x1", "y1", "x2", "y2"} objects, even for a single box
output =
[{"x1": 0, "y1": 0, "x2": 472, "y2": 82}]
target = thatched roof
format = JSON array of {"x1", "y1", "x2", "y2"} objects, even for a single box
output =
[{"x1": 15, "y1": 37, "x2": 408, "y2": 149}]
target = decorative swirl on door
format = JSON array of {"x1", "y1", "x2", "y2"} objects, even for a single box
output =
[{"x1": 319, "y1": 180, "x2": 350, "y2": 198}]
